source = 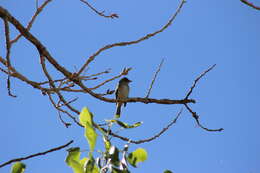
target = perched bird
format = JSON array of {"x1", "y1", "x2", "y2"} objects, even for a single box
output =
[{"x1": 115, "y1": 77, "x2": 132, "y2": 117}]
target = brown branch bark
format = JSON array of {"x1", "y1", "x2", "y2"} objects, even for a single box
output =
[
  {"x1": 99, "y1": 109, "x2": 182, "y2": 144},
  {"x1": 80, "y1": 0, "x2": 119, "y2": 18},
  {"x1": 184, "y1": 104, "x2": 224, "y2": 132},
  {"x1": 185, "y1": 64, "x2": 216, "y2": 99},
  {"x1": 0, "y1": 56, "x2": 48, "y2": 92},
  {"x1": 10, "y1": 0, "x2": 53, "y2": 44},
  {"x1": 0, "y1": 140, "x2": 73, "y2": 168},
  {"x1": 146, "y1": 59, "x2": 164, "y2": 98},
  {"x1": 76, "y1": 0, "x2": 186, "y2": 76},
  {"x1": 0, "y1": 6, "x2": 73, "y2": 78},
  {"x1": 241, "y1": 0, "x2": 260, "y2": 10},
  {"x1": 0, "y1": 4, "x2": 193, "y2": 107},
  {"x1": 3, "y1": 17, "x2": 16, "y2": 97},
  {"x1": 0, "y1": 0, "x2": 223, "y2": 147}
]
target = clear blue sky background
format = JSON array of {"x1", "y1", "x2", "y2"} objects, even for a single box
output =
[{"x1": 0, "y1": 0, "x2": 259, "y2": 172}]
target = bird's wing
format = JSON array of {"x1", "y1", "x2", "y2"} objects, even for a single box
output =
[{"x1": 115, "y1": 86, "x2": 119, "y2": 99}]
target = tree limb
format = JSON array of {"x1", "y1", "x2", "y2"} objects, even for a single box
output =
[
  {"x1": 241, "y1": 0, "x2": 260, "y2": 10},
  {"x1": 80, "y1": 0, "x2": 119, "y2": 18},
  {"x1": 76, "y1": 0, "x2": 186, "y2": 76},
  {"x1": 0, "y1": 140, "x2": 73, "y2": 168}
]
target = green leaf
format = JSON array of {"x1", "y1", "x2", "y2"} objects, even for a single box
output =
[
  {"x1": 164, "y1": 170, "x2": 173, "y2": 173},
  {"x1": 91, "y1": 165, "x2": 100, "y2": 173},
  {"x1": 65, "y1": 147, "x2": 84, "y2": 173},
  {"x1": 79, "y1": 107, "x2": 93, "y2": 127},
  {"x1": 66, "y1": 147, "x2": 81, "y2": 164},
  {"x1": 79, "y1": 157, "x2": 88, "y2": 168},
  {"x1": 127, "y1": 148, "x2": 148, "y2": 167},
  {"x1": 85, "y1": 122, "x2": 97, "y2": 153},
  {"x1": 11, "y1": 162, "x2": 26, "y2": 173},
  {"x1": 79, "y1": 107, "x2": 97, "y2": 153}
]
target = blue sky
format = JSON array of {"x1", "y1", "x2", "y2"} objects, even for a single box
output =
[{"x1": 0, "y1": 0, "x2": 260, "y2": 173}]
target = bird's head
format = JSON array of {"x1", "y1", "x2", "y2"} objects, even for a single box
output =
[{"x1": 119, "y1": 77, "x2": 132, "y2": 83}]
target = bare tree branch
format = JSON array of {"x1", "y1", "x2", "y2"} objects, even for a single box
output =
[
  {"x1": 89, "y1": 67, "x2": 132, "y2": 90},
  {"x1": 39, "y1": 54, "x2": 80, "y2": 116},
  {"x1": 0, "y1": 4, "x2": 194, "y2": 107},
  {"x1": 10, "y1": 0, "x2": 53, "y2": 44},
  {"x1": 76, "y1": 0, "x2": 186, "y2": 76},
  {"x1": 0, "y1": 55, "x2": 194, "y2": 107},
  {"x1": 99, "y1": 109, "x2": 182, "y2": 144},
  {"x1": 80, "y1": 0, "x2": 119, "y2": 18},
  {"x1": 184, "y1": 104, "x2": 224, "y2": 132},
  {"x1": 241, "y1": 0, "x2": 260, "y2": 10},
  {"x1": 132, "y1": 108, "x2": 182, "y2": 144},
  {"x1": 0, "y1": 6, "x2": 73, "y2": 78},
  {"x1": 47, "y1": 93, "x2": 81, "y2": 127},
  {"x1": 0, "y1": 66, "x2": 8, "y2": 74},
  {"x1": 0, "y1": 140, "x2": 73, "y2": 168},
  {"x1": 0, "y1": 56, "x2": 48, "y2": 92},
  {"x1": 185, "y1": 64, "x2": 216, "y2": 99},
  {"x1": 3, "y1": 18, "x2": 16, "y2": 97},
  {"x1": 58, "y1": 110, "x2": 71, "y2": 128},
  {"x1": 146, "y1": 59, "x2": 164, "y2": 98},
  {"x1": 3, "y1": 18, "x2": 11, "y2": 64},
  {"x1": 0, "y1": 0, "x2": 222, "y2": 148}
]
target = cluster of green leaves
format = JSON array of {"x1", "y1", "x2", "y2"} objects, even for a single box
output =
[
  {"x1": 65, "y1": 107, "x2": 148, "y2": 173},
  {"x1": 9, "y1": 107, "x2": 172, "y2": 173}
]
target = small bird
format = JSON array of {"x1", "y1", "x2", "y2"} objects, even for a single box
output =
[{"x1": 115, "y1": 77, "x2": 132, "y2": 118}]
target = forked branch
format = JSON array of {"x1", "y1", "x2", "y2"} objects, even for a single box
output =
[
  {"x1": 76, "y1": 0, "x2": 186, "y2": 75},
  {"x1": 184, "y1": 104, "x2": 224, "y2": 132},
  {"x1": 80, "y1": 0, "x2": 119, "y2": 18},
  {"x1": 185, "y1": 64, "x2": 216, "y2": 99}
]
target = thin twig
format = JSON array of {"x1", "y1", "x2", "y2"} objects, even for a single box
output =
[
  {"x1": 38, "y1": 75, "x2": 98, "y2": 85},
  {"x1": 0, "y1": 66, "x2": 8, "y2": 74},
  {"x1": 3, "y1": 18, "x2": 11, "y2": 64},
  {"x1": 7, "y1": 76, "x2": 16, "y2": 97},
  {"x1": 132, "y1": 108, "x2": 182, "y2": 144},
  {"x1": 76, "y1": 0, "x2": 186, "y2": 76},
  {"x1": 57, "y1": 97, "x2": 78, "y2": 108},
  {"x1": 58, "y1": 110, "x2": 71, "y2": 128},
  {"x1": 47, "y1": 93, "x2": 82, "y2": 127},
  {"x1": 99, "y1": 109, "x2": 182, "y2": 144},
  {"x1": 10, "y1": 0, "x2": 53, "y2": 44},
  {"x1": 80, "y1": 0, "x2": 119, "y2": 18},
  {"x1": 184, "y1": 104, "x2": 224, "y2": 132},
  {"x1": 89, "y1": 68, "x2": 132, "y2": 90},
  {"x1": 185, "y1": 64, "x2": 216, "y2": 99},
  {"x1": 0, "y1": 56, "x2": 48, "y2": 92},
  {"x1": 39, "y1": 54, "x2": 79, "y2": 115},
  {"x1": 146, "y1": 59, "x2": 164, "y2": 98},
  {"x1": 0, "y1": 140, "x2": 73, "y2": 168},
  {"x1": 241, "y1": 0, "x2": 260, "y2": 10},
  {"x1": 3, "y1": 18, "x2": 16, "y2": 97},
  {"x1": 39, "y1": 54, "x2": 80, "y2": 126}
]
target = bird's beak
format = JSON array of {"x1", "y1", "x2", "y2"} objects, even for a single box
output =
[{"x1": 128, "y1": 80, "x2": 132, "y2": 83}]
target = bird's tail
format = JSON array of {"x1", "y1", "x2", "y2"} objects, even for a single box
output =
[{"x1": 115, "y1": 103, "x2": 122, "y2": 118}]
